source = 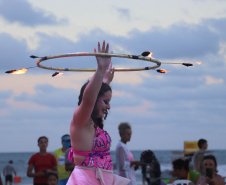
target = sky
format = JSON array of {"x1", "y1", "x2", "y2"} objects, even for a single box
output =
[{"x1": 0, "y1": 0, "x2": 226, "y2": 153}]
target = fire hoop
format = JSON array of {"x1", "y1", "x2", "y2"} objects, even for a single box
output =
[
  {"x1": 5, "y1": 51, "x2": 195, "y2": 76},
  {"x1": 36, "y1": 52, "x2": 162, "y2": 72}
]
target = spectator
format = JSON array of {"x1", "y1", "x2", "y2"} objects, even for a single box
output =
[
  {"x1": 116, "y1": 122, "x2": 140, "y2": 185},
  {"x1": 200, "y1": 155, "x2": 224, "y2": 185},
  {"x1": 193, "y1": 139, "x2": 208, "y2": 175},
  {"x1": 53, "y1": 134, "x2": 71, "y2": 185},
  {"x1": 169, "y1": 158, "x2": 201, "y2": 185},
  {"x1": 140, "y1": 150, "x2": 161, "y2": 185},
  {"x1": 27, "y1": 136, "x2": 57, "y2": 185},
  {"x1": 3, "y1": 160, "x2": 16, "y2": 185},
  {"x1": 47, "y1": 172, "x2": 58, "y2": 185}
]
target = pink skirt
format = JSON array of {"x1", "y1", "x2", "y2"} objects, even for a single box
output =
[{"x1": 67, "y1": 166, "x2": 131, "y2": 185}]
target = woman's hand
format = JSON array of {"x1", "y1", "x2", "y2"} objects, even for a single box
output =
[
  {"x1": 35, "y1": 170, "x2": 46, "y2": 177},
  {"x1": 103, "y1": 61, "x2": 114, "y2": 84},
  {"x1": 131, "y1": 161, "x2": 141, "y2": 171},
  {"x1": 94, "y1": 41, "x2": 111, "y2": 72}
]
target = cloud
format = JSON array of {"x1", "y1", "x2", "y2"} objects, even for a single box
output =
[
  {"x1": 203, "y1": 17, "x2": 226, "y2": 36},
  {"x1": 0, "y1": 90, "x2": 13, "y2": 108},
  {"x1": 14, "y1": 84, "x2": 77, "y2": 108},
  {"x1": 205, "y1": 76, "x2": 224, "y2": 85},
  {"x1": 0, "y1": 0, "x2": 67, "y2": 26},
  {"x1": 114, "y1": 7, "x2": 131, "y2": 21},
  {"x1": 121, "y1": 22, "x2": 220, "y2": 60}
]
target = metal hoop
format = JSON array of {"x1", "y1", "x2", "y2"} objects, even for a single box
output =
[{"x1": 36, "y1": 52, "x2": 161, "y2": 72}]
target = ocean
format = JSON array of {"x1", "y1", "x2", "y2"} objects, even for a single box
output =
[{"x1": 0, "y1": 150, "x2": 226, "y2": 185}]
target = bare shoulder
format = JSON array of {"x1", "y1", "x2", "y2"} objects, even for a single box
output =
[{"x1": 216, "y1": 174, "x2": 225, "y2": 183}]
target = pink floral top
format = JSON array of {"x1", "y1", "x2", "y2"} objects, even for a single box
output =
[{"x1": 68, "y1": 126, "x2": 113, "y2": 170}]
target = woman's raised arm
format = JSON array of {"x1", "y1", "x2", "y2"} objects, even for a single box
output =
[{"x1": 71, "y1": 41, "x2": 112, "y2": 128}]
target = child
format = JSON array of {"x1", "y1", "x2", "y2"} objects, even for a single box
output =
[
  {"x1": 3, "y1": 160, "x2": 16, "y2": 185},
  {"x1": 47, "y1": 172, "x2": 58, "y2": 185}
]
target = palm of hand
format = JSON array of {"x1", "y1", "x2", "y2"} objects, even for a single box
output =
[
  {"x1": 96, "y1": 55, "x2": 111, "y2": 69},
  {"x1": 94, "y1": 41, "x2": 111, "y2": 70}
]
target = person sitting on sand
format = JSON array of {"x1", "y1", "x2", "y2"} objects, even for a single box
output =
[{"x1": 169, "y1": 158, "x2": 201, "y2": 185}]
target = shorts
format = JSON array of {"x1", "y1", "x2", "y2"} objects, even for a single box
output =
[{"x1": 5, "y1": 175, "x2": 13, "y2": 182}]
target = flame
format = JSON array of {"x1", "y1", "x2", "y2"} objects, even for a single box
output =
[
  {"x1": 12, "y1": 68, "x2": 27, "y2": 74},
  {"x1": 157, "y1": 69, "x2": 168, "y2": 73},
  {"x1": 147, "y1": 52, "x2": 155, "y2": 59},
  {"x1": 57, "y1": 72, "x2": 63, "y2": 76},
  {"x1": 52, "y1": 71, "x2": 63, "y2": 77},
  {"x1": 196, "y1": 61, "x2": 202, "y2": 65}
]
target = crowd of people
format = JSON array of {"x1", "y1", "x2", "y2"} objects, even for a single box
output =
[
  {"x1": 1, "y1": 41, "x2": 225, "y2": 185},
  {"x1": 1, "y1": 136, "x2": 224, "y2": 185}
]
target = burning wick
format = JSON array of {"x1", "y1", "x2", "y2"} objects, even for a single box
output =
[
  {"x1": 5, "y1": 68, "x2": 27, "y2": 74},
  {"x1": 196, "y1": 61, "x2": 202, "y2": 65},
  {"x1": 141, "y1": 51, "x2": 155, "y2": 59},
  {"x1": 182, "y1": 63, "x2": 193, "y2": 67},
  {"x1": 5, "y1": 70, "x2": 17, "y2": 74},
  {"x1": 52, "y1": 71, "x2": 63, "y2": 77},
  {"x1": 5, "y1": 66, "x2": 36, "y2": 74},
  {"x1": 141, "y1": 51, "x2": 150, "y2": 56},
  {"x1": 156, "y1": 69, "x2": 167, "y2": 73}
]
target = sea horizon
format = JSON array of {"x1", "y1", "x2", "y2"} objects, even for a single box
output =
[{"x1": 1, "y1": 148, "x2": 225, "y2": 154}]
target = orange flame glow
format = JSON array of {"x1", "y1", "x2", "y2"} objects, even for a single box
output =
[
  {"x1": 52, "y1": 71, "x2": 63, "y2": 77},
  {"x1": 157, "y1": 69, "x2": 168, "y2": 73},
  {"x1": 12, "y1": 68, "x2": 27, "y2": 74},
  {"x1": 196, "y1": 61, "x2": 202, "y2": 65},
  {"x1": 57, "y1": 72, "x2": 63, "y2": 76}
]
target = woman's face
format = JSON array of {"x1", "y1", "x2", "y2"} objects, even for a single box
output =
[
  {"x1": 96, "y1": 90, "x2": 112, "y2": 118},
  {"x1": 204, "y1": 159, "x2": 216, "y2": 172},
  {"x1": 38, "y1": 138, "x2": 48, "y2": 150},
  {"x1": 121, "y1": 128, "x2": 132, "y2": 142}
]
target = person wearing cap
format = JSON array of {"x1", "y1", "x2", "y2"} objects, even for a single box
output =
[{"x1": 53, "y1": 134, "x2": 71, "y2": 185}]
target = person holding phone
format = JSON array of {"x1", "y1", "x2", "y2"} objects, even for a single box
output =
[{"x1": 200, "y1": 155, "x2": 224, "y2": 185}]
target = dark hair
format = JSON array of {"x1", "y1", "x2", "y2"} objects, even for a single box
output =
[
  {"x1": 118, "y1": 122, "x2": 131, "y2": 137},
  {"x1": 78, "y1": 81, "x2": 112, "y2": 129},
  {"x1": 198, "y1": 139, "x2": 207, "y2": 149},
  {"x1": 140, "y1": 150, "x2": 157, "y2": 165},
  {"x1": 204, "y1": 155, "x2": 217, "y2": 168},
  {"x1": 47, "y1": 172, "x2": 58, "y2": 180},
  {"x1": 140, "y1": 150, "x2": 161, "y2": 179},
  {"x1": 172, "y1": 158, "x2": 189, "y2": 172},
  {"x1": 38, "y1": 136, "x2": 48, "y2": 143}
]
